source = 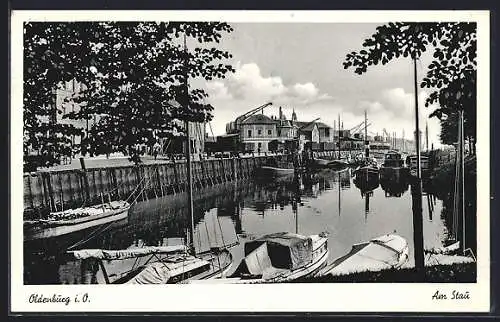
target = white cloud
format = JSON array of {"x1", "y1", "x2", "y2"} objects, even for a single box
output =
[
  {"x1": 205, "y1": 62, "x2": 333, "y2": 105},
  {"x1": 227, "y1": 62, "x2": 287, "y2": 99},
  {"x1": 205, "y1": 81, "x2": 233, "y2": 100},
  {"x1": 291, "y1": 82, "x2": 319, "y2": 98}
]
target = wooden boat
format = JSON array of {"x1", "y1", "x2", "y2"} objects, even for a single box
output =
[
  {"x1": 327, "y1": 159, "x2": 350, "y2": 170},
  {"x1": 407, "y1": 154, "x2": 430, "y2": 178},
  {"x1": 258, "y1": 159, "x2": 295, "y2": 176},
  {"x1": 24, "y1": 200, "x2": 131, "y2": 241},
  {"x1": 426, "y1": 240, "x2": 461, "y2": 255},
  {"x1": 69, "y1": 245, "x2": 233, "y2": 284},
  {"x1": 354, "y1": 158, "x2": 379, "y2": 181},
  {"x1": 188, "y1": 232, "x2": 329, "y2": 284},
  {"x1": 312, "y1": 158, "x2": 331, "y2": 168},
  {"x1": 379, "y1": 150, "x2": 408, "y2": 181},
  {"x1": 319, "y1": 234, "x2": 409, "y2": 277}
]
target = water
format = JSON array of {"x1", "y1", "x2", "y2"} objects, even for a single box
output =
[{"x1": 24, "y1": 168, "x2": 448, "y2": 284}]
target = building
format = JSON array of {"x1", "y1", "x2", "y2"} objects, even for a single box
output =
[
  {"x1": 159, "y1": 119, "x2": 206, "y2": 156},
  {"x1": 239, "y1": 114, "x2": 279, "y2": 152},
  {"x1": 235, "y1": 107, "x2": 331, "y2": 153},
  {"x1": 52, "y1": 80, "x2": 206, "y2": 157}
]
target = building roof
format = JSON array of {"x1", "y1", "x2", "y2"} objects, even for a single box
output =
[
  {"x1": 316, "y1": 122, "x2": 332, "y2": 129},
  {"x1": 242, "y1": 114, "x2": 276, "y2": 125},
  {"x1": 298, "y1": 122, "x2": 318, "y2": 133}
]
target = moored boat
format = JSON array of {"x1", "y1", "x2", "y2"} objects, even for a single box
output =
[
  {"x1": 258, "y1": 158, "x2": 296, "y2": 177},
  {"x1": 407, "y1": 154, "x2": 430, "y2": 178},
  {"x1": 188, "y1": 232, "x2": 329, "y2": 284},
  {"x1": 24, "y1": 200, "x2": 131, "y2": 241},
  {"x1": 353, "y1": 158, "x2": 379, "y2": 181},
  {"x1": 312, "y1": 158, "x2": 331, "y2": 168},
  {"x1": 319, "y1": 234, "x2": 409, "y2": 277},
  {"x1": 327, "y1": 159, "x2": 350, "y2": 170},
  {"x1": 69, "y1": 245, "x2": 233, "y2": 284},
  {"x1": 379, "y1": 150, "x2": 408, "y2": 181}
]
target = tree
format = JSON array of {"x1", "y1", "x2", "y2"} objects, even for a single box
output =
[
  {"x1": 343, "y1": 22, "x2": 477, "y2": 149},
  {"x1": 23, "y1": 22, "x2": 235, "y2": 168},
  {"x1": 23, "y1": 22, "x2": 96, "y2": 170}
]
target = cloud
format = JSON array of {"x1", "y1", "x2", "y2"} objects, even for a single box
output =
[
  {"x1": 203, "y1": 68, "x2": 442, "y2": 148},
  {"x1": 205, "y1": 62, "x2": 334, "y2": 105},
  {"x1": 291, "y1": 82, "x2": 318, "y2": 98},
  {"x1": 205, "y1": 81, "x2": 233, "y2": 100},
  {"x1": 226, "y1": 62, "x2": 287, "y2": 100}
]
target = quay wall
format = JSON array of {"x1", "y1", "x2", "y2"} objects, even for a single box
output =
[{"x1": 23, "y1": 154, "x2": 285, "y2": 219}]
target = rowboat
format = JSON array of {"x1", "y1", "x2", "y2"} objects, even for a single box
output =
[
  {"x1": 319, "y1": 234, "x2": 409, "y2": 277},
  {"x1": 24, "y1": 200, "x2": 131, "y2": 241},
  {"x1": 69, "y1": 245, "x2": 233, "y2": 284},
  {"x1": 188, "y1": 232, "x2": 329, "y2": 284}
]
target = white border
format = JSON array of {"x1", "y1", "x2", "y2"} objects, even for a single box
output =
[{"x1": 10, "y1": 10, "x2": 490, "y2": 313}]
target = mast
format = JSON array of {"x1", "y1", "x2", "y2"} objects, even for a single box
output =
[
  {"x1": 333, "y1": 119, "x2": 336, "y2": 157},
  {"x1": 412, "y1": 52, "x2": 424, "y2": 273},
  {"x1": 459, "y1": 108, "x2": 466, "y2": 253},
  {"x1": 338, "y1": 113, "x2": 341, "y2": 159},
  {"x1": 402, "y1": 129, "x2": 405, "y2": 152},
  {"x1": 413, "y1": 58, "x2": 422, "y2": 179},
  {"x1": 183, "y1": 32, "x2": 195, "y2": 253},
  {"x1": 364, "y1": 110, "x2": 369, "y2": 158},
  {"x1": 425, "y1": 122, "x2": 429, "y2": 152}
]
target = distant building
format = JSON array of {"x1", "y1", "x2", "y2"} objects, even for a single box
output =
[
  {"x1": 239, "y1": 114, "x2": 279, "y2": 152},
  {"x1": 235, "y1": 107, "x2": 332, "y2": 153}
]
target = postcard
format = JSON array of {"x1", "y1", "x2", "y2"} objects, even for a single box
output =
[{"x1": 10, "y1": 9, "x2": 490, "y2": 313}]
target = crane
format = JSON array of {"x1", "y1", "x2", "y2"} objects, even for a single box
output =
[
  {"x1": 349, "y1": 121, "x2": 365, "y2": 133},
  {"x1": 353, "y1": 122, "x2": 371, "y2": 134},
  {"x1": 235, "y1": 102, "x2": 273, "y2": 129},
  {"x1": 226, "y1": 102, "x2": 272, "y2": 134},
  {"x1": 382, "y1": 128, "x2": 390, "y2": 142}
]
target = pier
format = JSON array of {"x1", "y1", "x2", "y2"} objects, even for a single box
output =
[{"x1": 23, "y1": 154, "x2": 289, "y2": 219}]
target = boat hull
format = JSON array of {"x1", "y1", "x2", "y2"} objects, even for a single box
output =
[
  {"x1": 258, "y1": 166, "x2": 295, "y2": 176},
  {"x1": 189, "y1": 235, "x2": 329, "y2": 284},
  {"x1": 320, "y1": 234, "x2": 409, "y2": 277},
  {"x1": 354, "y1": 167, "x2": 379, "y2": 181},
  {"x1": 24, "y1": 207, "x2": 130, "y2": 241},
  {"x1": 379, "y1": 166, "x2": 408, "y2": 180}
]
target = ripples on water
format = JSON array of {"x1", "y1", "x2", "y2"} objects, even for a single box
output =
[{"x1": 24, "y1": 168, "x2": 448, "y2": 284}]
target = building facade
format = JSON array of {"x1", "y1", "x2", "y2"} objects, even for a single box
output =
[{"x1": 237, "y1": 107, "x2": 330, "y2": 153}]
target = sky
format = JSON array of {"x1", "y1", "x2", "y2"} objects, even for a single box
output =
[{"x1": 197, "y1": 23, "x2": 442, "y2": 147}]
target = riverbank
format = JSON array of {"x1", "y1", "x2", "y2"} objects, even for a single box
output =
[
  {"x1": 309, "y1": 262, "x2": 476, "y2": 283},
  {"x1": 426, "y1": 155, "x2": 477, "y2": 254}
]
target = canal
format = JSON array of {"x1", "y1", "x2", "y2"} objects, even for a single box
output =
[{"x1": 24, "y1": 168, "x2": 448, "y2": 284}]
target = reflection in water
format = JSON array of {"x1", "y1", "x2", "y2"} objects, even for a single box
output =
[
  {"x1": 24, "y1": 168, "x2": 451, "y2": 284},
  {"x1": 380, "y1": 172, "x2": 410, "y2": 198}
]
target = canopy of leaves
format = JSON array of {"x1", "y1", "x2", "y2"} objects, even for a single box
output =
[
  {"x1": 343, "y1": 22, "x2": 477, "y2": 145},
  {"x1": 24, "y1": 21, "x2": 234, "y2": 167}
]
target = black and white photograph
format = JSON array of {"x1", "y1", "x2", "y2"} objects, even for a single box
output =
[{"x1": 10, "y1": 10, "x2": 490, "y2": 312}]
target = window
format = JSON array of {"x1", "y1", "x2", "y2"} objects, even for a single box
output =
[
  {"x1": 268, "y1": 129, "x2": 272, "y2": 136},
  {"x1": 258, "y1": 143, "x2": 262, "y2": 149},
  {"x1": 258, "y1": 129, "x2": 262, "y2": 135},
  {"x1": 277, "y1": 130, "x2": 281, "y2": 137},
  {"x1": 248, "y1": 130, "x2": 252, "y2": 137},
  {"x1": 324, "y1": 128, "x2": 330, "y2": 137}
]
